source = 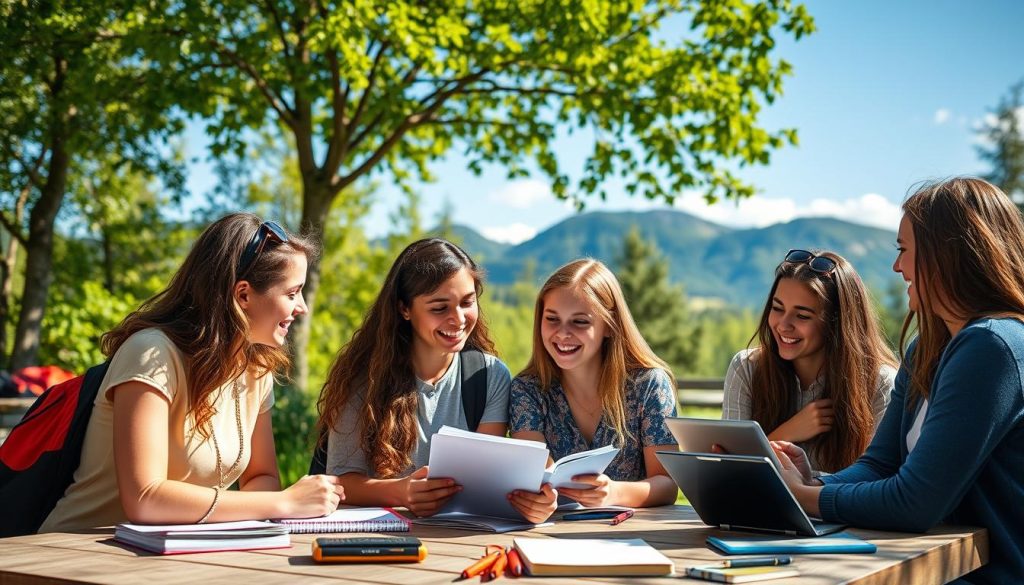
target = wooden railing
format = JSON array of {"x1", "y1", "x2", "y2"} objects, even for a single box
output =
[{"x1": 676, "y1": 378, "x2": 724, "y2": 409}]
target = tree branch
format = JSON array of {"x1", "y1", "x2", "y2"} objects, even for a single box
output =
[
  {"x1": 347, "y1": 40, "x2": 391, "y2": 140},
  {"x1": 322, "y1": 48, "x2": 348, "y2": 175},
  {"x1": 208, "y1": 41, "x2": 296, "y2": 128},
  {"x1": 263, "y1": 0, "x2": 293, "y2": 62}
]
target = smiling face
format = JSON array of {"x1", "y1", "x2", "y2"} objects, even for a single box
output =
[
  {"x1": 768, "y1": 277, "x2": 826, "y2": 370},
  {"x1": 402, "y1": 267, "x2": 479, "y2": 358},
  {"x1": 893, "y1": 215, "x2": 920, "y2": 313},
  {"x1": 241, "y1": 252, "x2": 308, "y2": 346},
  {"x1": 540, "y1": 286, "x2": 608, "y2": 374}
]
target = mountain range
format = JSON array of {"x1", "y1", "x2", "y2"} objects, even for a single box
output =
[{"x1": 444, "y1": 210, "x2": 902, "y2": 308}]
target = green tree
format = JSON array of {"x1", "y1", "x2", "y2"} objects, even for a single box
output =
[
  {"x1": 0, "y1": 2, "x2": 184, "y2": 368},
  {"x1": 978, "y1": 80, "x2": 1024, "y2": 209},
  {"x1": 615, "y1": 228, "x2": 699, "y2": 374},
  {"x1": 154, "y1": 0, "x2": 814, "y2": 390}
]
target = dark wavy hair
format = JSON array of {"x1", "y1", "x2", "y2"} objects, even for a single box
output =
[
  {"x1": 316, "y1": 238, "x2": 496, "y2": 478},
  {"x1": 750, "y1": 251, "x2": 897, "y2": 472},
  {"x1": 899, "y1": 177, "x2": 1024, "y2": 405},
  {"x1": 102, "y1": 213, "x2": 318, "y2": 438}
]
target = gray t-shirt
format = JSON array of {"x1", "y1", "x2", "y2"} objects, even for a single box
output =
[
  {"x1": 722, "y1": 348, "x2": 895, "y2": 470},
  {"x1": 326, "y1": 352, "x2": 511, "y2": 477}
]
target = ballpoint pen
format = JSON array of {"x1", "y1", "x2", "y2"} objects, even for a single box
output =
[{"x1": 718, "y1": 556, "x2": 792, "y2": 568}]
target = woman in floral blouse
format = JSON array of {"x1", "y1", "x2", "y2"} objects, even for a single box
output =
[{"x1": 507, "y1": 259, "x2": 679, "y2": 523}]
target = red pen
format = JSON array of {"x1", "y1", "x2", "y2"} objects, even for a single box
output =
[{"x1": 610, "y1": 509, "x2": 634, "y2": 525}]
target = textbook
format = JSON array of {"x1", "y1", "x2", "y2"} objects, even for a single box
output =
[
  {"x1": 277, "y1": 507, "x2": 410, "y2": 534},
  {"x1": 114, "y1": 520, "x2": 289, "y2": 555},
  {"x1": 706, "y1": 532, "x2": 877, "y2": 555},
  {"x1": 512, "y1": 537, "x2": 675, "y2": 576},
  {"x1": 685, "y1": 565, "x2": 801, "y2": 583},
  {"x1": 427, "y1": 426, "x2": 619, "y2": 521}
]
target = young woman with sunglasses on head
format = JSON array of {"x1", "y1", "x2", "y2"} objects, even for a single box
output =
[
  {"x1": 40, "y1": 214, "x2": 343, "y2": 532},
  {"x1": 506, "y1": 260, "x2": 679, "y2": 524},
  {"x1": 316, "y1": 239, "x2": 511, "y2": 517},
  {"x1": 776, "y1": 178, "x2": 1024, "y2": 584},
  {"x1": 722, "y1": 250, "x2": 898, "y2": 473}
]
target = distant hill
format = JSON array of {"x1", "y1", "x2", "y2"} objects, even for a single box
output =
[{"x1": 432, "y1": 209, "x2": 901, "y2": 308}]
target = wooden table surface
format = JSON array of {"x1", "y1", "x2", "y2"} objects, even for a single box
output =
[{"x1": 0, "y1": 506, "x2": 987, "y2": 585}]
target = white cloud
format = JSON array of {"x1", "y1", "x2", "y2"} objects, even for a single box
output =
[
  {"x1": 481, "y1": 223, "x2": 538, "y2": 244},
  {"x1": 676, "y1": 192, "x2": 902, "y2": 232},
  {"x1": 933, "y1": 108, "x2": 952, "y2": 125},
  {"x1": 488, "y1": 179, "x2": 553, "y2": 209}
]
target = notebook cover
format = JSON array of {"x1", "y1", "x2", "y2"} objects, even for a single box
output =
[{"x1": 706, "y1": 532, "x2": 876, "y2": 554}]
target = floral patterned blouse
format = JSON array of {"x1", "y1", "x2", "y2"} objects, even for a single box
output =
[{"x1": 509, "y1": 368, "x2": 678, "y2": 482}]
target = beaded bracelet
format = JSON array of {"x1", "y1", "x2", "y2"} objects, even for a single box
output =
[{"x1": 197, "y1": 486, "x2": 222, "y2": 524}]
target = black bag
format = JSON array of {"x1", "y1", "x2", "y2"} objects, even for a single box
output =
[
  {"x1": 308, "y1": 348, "x2": 489, "y2": 475},
  {"x1": 0, "y1": 363, "x2": 109, "y2": 536}
]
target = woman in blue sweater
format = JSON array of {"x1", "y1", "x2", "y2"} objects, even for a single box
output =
[{"x1": 776, "y1": 177, "x2": 1024, "y2": 584}]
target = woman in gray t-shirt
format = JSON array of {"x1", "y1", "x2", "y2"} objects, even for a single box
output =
[
  {"x1": 316, "y1": 239, "x2": 510, "y2": 517},
  {"x1": 722, "y1": 250, "x2": 897, "y2": 473}
]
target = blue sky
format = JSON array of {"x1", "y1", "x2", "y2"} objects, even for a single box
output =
[{"x1": 184, "y1": 1, "x2": 1024, "y2": 243}]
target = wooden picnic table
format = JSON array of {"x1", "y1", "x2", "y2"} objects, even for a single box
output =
[{"x1": 0, "y1": 505, "x2": 987, "y2": 584}]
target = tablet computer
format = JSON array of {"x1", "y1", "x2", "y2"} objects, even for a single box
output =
[
  {"x1": 655, "y1": 451, "x2": 845, "y2": 537},
  {"x1": 664, "y1": 417, "x2": 783, "y2": 470}
]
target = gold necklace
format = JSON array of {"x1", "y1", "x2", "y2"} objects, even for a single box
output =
[
  {"x1": 210, "y1": 376, "x2": 246, "y2": 489},
  {"x1": 563, "y1": 385, "x2": 602, "y2": 419}
]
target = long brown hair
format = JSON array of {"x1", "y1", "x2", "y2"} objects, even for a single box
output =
[
  {"x1": 317, "y1": 238, "x2": 496, "y2": 478},
  {"x1": 520, "y1": 259, "x2": 674, "y2": 447},
  {"x1": 102, "y1": 213, "x2": 318, "y2": 438},
  {"x1": 899, "y1": 177, "x2": 1024, "y2": 405},
  {"x1": 750, "y1": 251, "x2": 897, "y2": 472}
]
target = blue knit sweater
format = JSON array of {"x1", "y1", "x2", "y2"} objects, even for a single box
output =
[{"x1": 819, "y1": 318, "x2": 1024, "y2": 584}]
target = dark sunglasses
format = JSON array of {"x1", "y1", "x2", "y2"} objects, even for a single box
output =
[
  {"x1": 783, "y1": 249, "x2": 837, "y2": 275},
  {"x1": 237, "y1": 221, "x2": 288, "y2": 277}
]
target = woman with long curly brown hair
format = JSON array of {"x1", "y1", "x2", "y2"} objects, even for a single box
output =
[
  {"x1": 317, "y1": 238, "x2": 511, "y2": 517},
  {"x1": 723, "y1": 250, "x2": 898, "y2": 473},
  {"x1": 40, "y1": 213, "x2": 343, "y2": 532},
  {"x1": 777, "y1": 177, "x2": 1024, "y2": 584}
]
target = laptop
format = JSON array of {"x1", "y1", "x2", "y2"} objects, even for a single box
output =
[
  {"x1": 664, "y1": 417, "x2": 784, "y2": 471},
  {"x1": 656, "y1": 451, "x2": 845, "y2": 536}
]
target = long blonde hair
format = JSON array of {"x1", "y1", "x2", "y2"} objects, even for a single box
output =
[
  {"x1": 900, "y1": 177, "x2": 1024, "y2": 405},
  {"x1": 520, "y1": 259, "x2": 673, "y2": 446}
]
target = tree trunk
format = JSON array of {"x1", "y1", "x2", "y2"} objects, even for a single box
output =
[
  {"x1": 0, "y1": 183, "x2": 32, "y2": 367},
  {"x1": 9, "y1": 135, "x2": 70, "y2": 370},
  {"x1": 288, "y1": 179, "x2": 334, "y2": 393}
]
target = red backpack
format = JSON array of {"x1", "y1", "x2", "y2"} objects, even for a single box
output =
[{"x1": 0, "y1": 362, "x2": 109, "y2": 536}]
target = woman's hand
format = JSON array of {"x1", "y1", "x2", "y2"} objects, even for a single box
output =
[
  {"x1": 508, "y1": 483, "x2": 558, "y2": 524},
  {"x1": 771, "y1": 441, "x2": 815, "y2": 485},
  {"x1": 558, "y1": 474, "x2": 617, "y2": 507},
  {"x1": 401, "y1": 466, "x2": 461, "y2": 517},
  {"x1": 773, "y1": 445, "x2": 823, "y2": 517},
  {"x1": 771, "y1": 399, "x2": 834, "y2": 442},
  {"x1": 280, "y1": 474, "x2": 345, "y2": 518}
]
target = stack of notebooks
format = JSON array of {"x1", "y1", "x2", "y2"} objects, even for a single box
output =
[{"x1": 113, "y1": 507, "x2": 410, "y2": 554}]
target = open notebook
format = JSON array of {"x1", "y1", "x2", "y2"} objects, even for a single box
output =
[{"x1": 277, "y1": 507, "x2": 410, "y2": 534}]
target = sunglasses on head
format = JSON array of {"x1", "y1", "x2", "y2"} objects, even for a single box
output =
[
  {"x1": 783, "y1": 249, "x2": 837, "y2": 275},
  {"x1": 237, "y1": 221, "x2": 288, "y2": 277}
]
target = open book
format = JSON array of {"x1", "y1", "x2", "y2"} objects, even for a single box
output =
[
  {"x1": 426, "y1": 426, "x2": 620, "y2": 524},
  {"x1": 513, "y1": 537, "x2": 675, "y2": 576},
  {"x1": 114, "y1": 520, "x2": 289, "y2": 555}
]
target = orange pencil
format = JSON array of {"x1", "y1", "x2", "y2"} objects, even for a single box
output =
[
  {"x1": 488, "y1": 548, "x2": 508, "y2": 579},
  {"x1": 505, "y1": 547, "x2": 523, "y2": 577},
  {"x1": 460, "y1": 550, "x2": 501, "y2": 580}
]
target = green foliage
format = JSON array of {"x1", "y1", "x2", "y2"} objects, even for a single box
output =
[
  {"x1": 616, "y1": 228, "x2": 700, "y2": 375},
  {"x1": 691, "y1": 307, "x2": 760, "y2": 377},
  {"x1": 38, "y1": 281, "x2": 138, "y2": 373},
  {"x1": 155, "y1": 0, "x2": 813, "y2": 208},
  {"x1": 272, "y1": 383, "x2": 319, "y2": 487},
  {"x1": 977, "y1": 80, "x2": 1024, "y2": 208}
]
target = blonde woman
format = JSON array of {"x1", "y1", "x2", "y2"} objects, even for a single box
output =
[{"x1": 508, "y1": 259, "x2": 678, "y2": 523}]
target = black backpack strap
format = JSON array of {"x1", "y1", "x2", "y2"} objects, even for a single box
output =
[
  {"x1": 309, "y1": 428, "x2": 328, "y2": 475},
  {"x1": 460, "y1": 348, "x2": 488, "y2": 432}
]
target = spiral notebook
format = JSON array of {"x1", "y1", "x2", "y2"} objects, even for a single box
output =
[{"x1": 278, "y1": 507, "x2": 410, "y2": 534}]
